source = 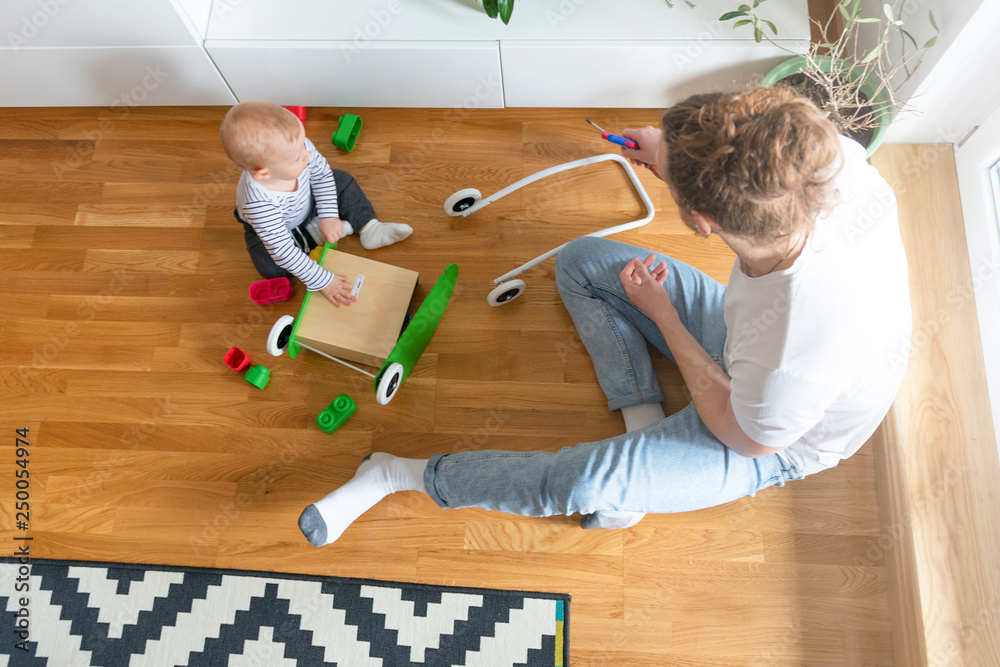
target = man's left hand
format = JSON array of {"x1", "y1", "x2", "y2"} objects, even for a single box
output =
[{"x1": 619, "y1": 254, "x2": 675, "y2": 322}]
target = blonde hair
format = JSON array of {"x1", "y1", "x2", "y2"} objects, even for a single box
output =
[
  {"x1": 220, "y1": 101, "x2": 302, "y2": 172},
  {"x1": 662, "y1": 87, "x2": 843, "y2": 243}
]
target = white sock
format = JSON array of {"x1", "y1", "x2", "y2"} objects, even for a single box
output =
[
  {"x1": 620, "y1": 402, "x2": 665, "y2": 432},
  {"x1": 581, "y1": 402, "x2": 664, "y2": 530},
  {"x1": 359, "y1": 219, "x2": 413, "y2": 250},
  {"x1": 303, "y1": 217, "x2": 325, "y2": 246},
  {"x1": 298, "y1": 453, "x2": 427, "y2": 547},
  {"x1": 341, "y1": 220, "x2": 353, "y2": 236}
]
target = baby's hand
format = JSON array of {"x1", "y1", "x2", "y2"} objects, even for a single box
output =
[
  {"x1": 319, "y1": 274, "x2": 356, "y2": 307},
  {"x1": 319, "y1": 217, "x2": 345, "y2": 243}
]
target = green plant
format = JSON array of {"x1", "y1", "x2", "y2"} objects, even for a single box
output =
[
  {"x1": 482, "y1": 0, "x2": 515, "y2": 24},
  {"x1": 720, "y1": 0, "x2": 938, "y2": 139}
]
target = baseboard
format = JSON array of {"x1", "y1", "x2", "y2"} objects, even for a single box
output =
[{"x1": 871, "y1": 406, "x2": 927, "y2": 667}]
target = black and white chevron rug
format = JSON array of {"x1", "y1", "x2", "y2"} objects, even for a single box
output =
[{"x1": 0, "y1": 558, "x2": 569, "y2": 667}]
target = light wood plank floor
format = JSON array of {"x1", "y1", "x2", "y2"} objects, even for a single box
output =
[{"x1": 0, "y1": 107, "x2": 895, "y2": 665}]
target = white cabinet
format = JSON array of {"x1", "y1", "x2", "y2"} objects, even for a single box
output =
[
  {"x1": 0, "y1": 0, "x2": 235, "y2": 107},
  {"x1": 2, "y1": 0, "x2": 197, "y2": 48},
  {"x1": 0, "y1": 0, "x2": 810, "y2": 107},
  {"x1": 204, "y1": 0, "x2": 809, "y2": 108},
  {"x1": 206, "y1": 41, "x2": 504, "y2": 108},
  {"x1": 500, "y1": 41, "x2": 794, "y2": 108}
]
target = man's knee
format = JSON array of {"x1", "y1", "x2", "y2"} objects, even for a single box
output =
[{"x1": 555, "y1": 237, "x2": 605, "y2": 281}]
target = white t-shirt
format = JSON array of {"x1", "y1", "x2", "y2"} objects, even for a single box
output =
[{"x1": 722, "y1": 136, "x2": 911, "y2": 476}]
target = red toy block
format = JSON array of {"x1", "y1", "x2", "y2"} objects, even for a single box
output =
[
  {"x1": 224, "y1": 347, "x2": 252, "y2": 372},
  {"x1": 249, "y1": 277, "x2": 293, "y2": 305},
  {"x1": 283, "y1": 106, "x2": 307, "y2": 122}
]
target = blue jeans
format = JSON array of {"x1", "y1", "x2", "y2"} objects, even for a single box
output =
[{"x1": 424, "y1": 237, "x2": 802, "y2": 517}]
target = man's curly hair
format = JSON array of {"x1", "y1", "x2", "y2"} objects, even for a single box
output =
[{"x1": 662, "y1": 86, "x2": 843, "y2": 243}]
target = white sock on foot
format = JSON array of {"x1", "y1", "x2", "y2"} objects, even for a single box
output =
[
  {"x1": 359, "y1": 219, "x2": 413, "y2": 250},
  {"x1": 580, "y1": 510, "x2": 646, "y2": 530},
  {"x1": 620, "y1": 402, "x2": 665, "y2": 432},
  {"x1": 298, "y1": 453, "x2": 427, "y2": 547}
]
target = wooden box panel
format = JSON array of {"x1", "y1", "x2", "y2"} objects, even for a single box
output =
[{"x1": 296, "y1": 250, "x2": 418, "y2": 368}]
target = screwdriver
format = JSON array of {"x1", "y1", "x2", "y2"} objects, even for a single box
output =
[
  {"x1": 586, "y1": 119, "x2": 638, "y2": 149},
  {"x1": 585, "y1": 119, "x2": 661, "y2": 178}
]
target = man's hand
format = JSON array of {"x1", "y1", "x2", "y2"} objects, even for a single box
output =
[
  {"x1": 319, "y1": 274, "x2": 356, "y2": 307},
  {"x1": 619, "y1": 254, "x2": 675, "y2": 323},
  {"x1": 319, "y1": 217, "x2": 345, "y2": 244},
  {"x1": 621, "y1": 126, "x2": 662, "y2": 168}
]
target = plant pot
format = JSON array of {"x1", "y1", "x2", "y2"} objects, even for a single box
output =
[{"x1": 761, "y1": 56, "x2": 890, "y2": 158}]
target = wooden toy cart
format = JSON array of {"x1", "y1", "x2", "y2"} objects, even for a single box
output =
[{"x1": 266, "y1": 243, "x2": 458, "y2": 404}]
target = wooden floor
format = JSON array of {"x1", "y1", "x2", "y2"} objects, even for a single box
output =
[{"x1": 0, "y1": 107, "x2": 896, "y2": 665}]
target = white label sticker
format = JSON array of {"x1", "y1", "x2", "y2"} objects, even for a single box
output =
[{"x1": 351, "y1": 274, "x2": 365, "y2": 298}]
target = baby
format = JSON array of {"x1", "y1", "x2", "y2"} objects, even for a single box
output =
[{"x1": 220, "y1": 101, "x2": 412, "y2": 306}]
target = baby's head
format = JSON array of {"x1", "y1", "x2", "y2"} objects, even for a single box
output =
[{"x1": 220, "y1": 101, "x2": 308, "y2": 181}]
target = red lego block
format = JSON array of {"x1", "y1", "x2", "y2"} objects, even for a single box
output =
[
  {"x1": 224, "y1": 347, "x2": 252, "y2": 372},
  {"x1": 283, "y1": 106, "x2": 307, "y2": 122}
]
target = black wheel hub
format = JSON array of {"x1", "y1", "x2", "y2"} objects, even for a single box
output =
[{"x1": 452, "y1": 197, "x2": 476, "y2": 213}]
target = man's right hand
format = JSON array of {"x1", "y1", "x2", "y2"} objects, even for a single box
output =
[
  {"x1": 621, "y1": 126, "x2": 663, "y2": 170},
  {"x1": 319, "y1": 274, "x2": 356, "y2": 307}
]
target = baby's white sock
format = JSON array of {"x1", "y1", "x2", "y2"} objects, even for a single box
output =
[
  {"x1": 303, "y1": 218, "x2": 325, "y2": 246},
  {"x1": 298, "y1": 453, "x2": 427, "y2": 547},
  {"x1": 359, "y1": 219, "x2": 413, "y2": 250},
  {"x1": 580, "y1": 402, "x2": 664, "y2": 530}
]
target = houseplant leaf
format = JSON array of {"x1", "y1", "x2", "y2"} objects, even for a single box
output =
[
  {"x1": 900, "y1": 28, "x2": 918, "y2": 49},
  {"x1": 498, "y1": 0, "x2": 513, "y2": 24},
  {"x1": 720, "y1": 11, "x2": 748, "y2": 21},
  {"x1": 483, "y1": 0, "x2": 499, "y2": 19}
]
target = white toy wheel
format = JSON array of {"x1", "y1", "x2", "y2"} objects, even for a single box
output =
[
  {"x1": 487, "y1": 280, "x2": 526, "y2": 306},
  {"x1": 377, "y1": 362, "x2": 405, "y2": 405},
  {"x1": 267, "y1": 315, "x2": 296, "y2": 356},
  {"x1": 444, "y1": 188, "x2": 481, "y2": 216}
]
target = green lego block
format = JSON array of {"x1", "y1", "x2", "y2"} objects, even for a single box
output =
[
  {"x1": 332, "y1": 114, "x2": 362, "y2": 152},
  {"x1": 244, "y1": 364, "x2": 271, "y2": 390},
  {"x1": 316, "y1": 394, "x2": 357, "y2": 433}
]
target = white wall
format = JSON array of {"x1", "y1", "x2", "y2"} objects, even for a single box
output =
[
  {"x1": 856, "y1": 0, "x2": 1000, "y2": 144},
  {"x1": 956, "y1": 102, "x2": 1000, "y2": 463}
]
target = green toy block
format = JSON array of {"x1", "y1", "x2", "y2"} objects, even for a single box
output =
[
  {"x1": 244, "y1": 364, "x2": 271, "y2": 390},
  {"x1": 316, "y1": 394, "x2": 357, "y2": 433},
  {"x1": 331, "y1": 114, "x2": 362, "y2": 152}
]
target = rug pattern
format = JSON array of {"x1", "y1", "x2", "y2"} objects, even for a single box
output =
[{"x1": 1, "y1": 558, "x2": 568, "y2": 667}]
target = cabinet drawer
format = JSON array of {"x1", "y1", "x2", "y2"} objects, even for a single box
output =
[
  {"x1": 500, "y1": 41, "x2": 802, "y2": 108},
  {"x1": 206, "y1": 41, "x2": 504, "y2": 108}
]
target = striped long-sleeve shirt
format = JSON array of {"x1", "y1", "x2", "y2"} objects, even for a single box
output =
[{"x1": 236, "y1": 138, "x2": 339, "y2": 290}]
